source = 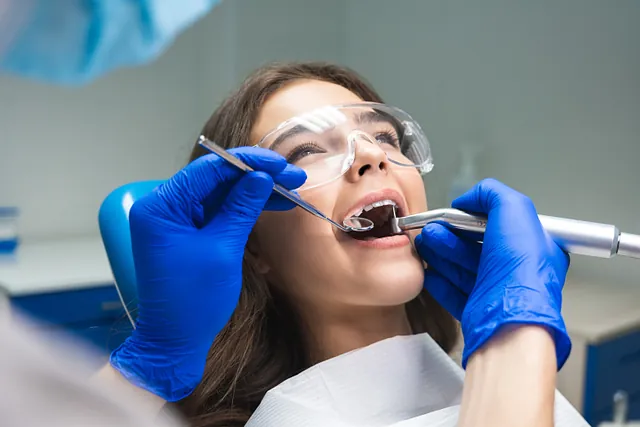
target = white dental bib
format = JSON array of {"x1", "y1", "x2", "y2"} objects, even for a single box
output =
[{"x1": 246, "y1": 333, "x2": 588, "y2": 427}]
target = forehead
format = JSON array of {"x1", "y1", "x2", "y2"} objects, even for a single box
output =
[{"x1": 251, "y1": 79, "x2": 364, "y2": 144}]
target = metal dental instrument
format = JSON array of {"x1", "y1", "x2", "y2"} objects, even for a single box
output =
[
  {"x1": 391, "y1": 208, "x2": 640, "y2": 259},
  {"x1": 197, "y1": 136, "x2": 374, "y2": 233}
]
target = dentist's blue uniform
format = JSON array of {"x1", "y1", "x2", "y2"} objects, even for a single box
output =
[{"x1": 0, "y1": 0, "x2": 221, "y2": 85}]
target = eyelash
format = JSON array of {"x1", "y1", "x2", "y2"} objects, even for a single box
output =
[
  {"x1": 286, "y1": 142, "x2": 324, "y2": 163},
  {"x1": 285, "y1": 130, "x2": 400, "y2": 163},
  {"x1": 375, "y1": 130, "x2": 400, "y2": 148}
]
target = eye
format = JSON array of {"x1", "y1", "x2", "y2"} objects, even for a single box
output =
[
  {"x1": 375, "y1": 130, "x2": 400, "y2": 148},
  {"x1": 286, "y1": 142, "x2": 326, "y2": 163}
]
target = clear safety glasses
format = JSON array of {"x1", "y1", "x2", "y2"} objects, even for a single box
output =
[
  {"x1": 255, "y1": 102, "x2": 433, "y2": 191},
  {"x1": 198, "y1": 102, "x2": 433, "y2": 233}
]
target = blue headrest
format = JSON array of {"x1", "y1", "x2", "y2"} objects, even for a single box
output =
[{"x1": 98, "y1": 180, "x2": 164, "y2": 321}]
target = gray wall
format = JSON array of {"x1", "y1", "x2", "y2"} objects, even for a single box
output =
[{"x1": 344, "y1": 0, "x2": 640, "y2": 285}]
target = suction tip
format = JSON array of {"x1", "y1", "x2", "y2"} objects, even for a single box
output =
[{"x1": 390, "y1": 205, "x2": 402, "y2": 234}]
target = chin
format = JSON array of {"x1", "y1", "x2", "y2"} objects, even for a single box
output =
[{"x1": 361, "y1": 258, "x2": 425, "y2": 306}]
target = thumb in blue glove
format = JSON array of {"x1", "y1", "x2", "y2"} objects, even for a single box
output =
[
  {"x1": 110, "y1": 147, "x2": 306, "y2": 401},
  {"x1": 415, "y1": 178, "x2": 571, "y2": 369}
]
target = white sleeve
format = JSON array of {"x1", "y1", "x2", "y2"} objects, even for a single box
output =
[{"x1": 0, "y1": 296, "x2": 185, "y2": 427}]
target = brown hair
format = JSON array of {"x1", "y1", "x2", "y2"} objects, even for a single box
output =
[{"x1": 176, "y1": 62, "x2": 459, "y2": 426}]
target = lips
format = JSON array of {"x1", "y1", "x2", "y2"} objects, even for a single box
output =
[{"x1": 348, "y1": 233, "x2": 411, "y2": 249}]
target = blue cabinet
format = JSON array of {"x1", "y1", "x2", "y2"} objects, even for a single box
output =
[
  {"x1": 558, "y1": 282, "x2": 640, "y2": 425},
  {"x1": 0, "y1": 239, "x2": 134, "y2": 365},
  {"x1": 11, "y1": 284, "x2": 133, "y2": 356},
  {"x1": 583, "y1": 330, "x2": 640, "y2": 426}
]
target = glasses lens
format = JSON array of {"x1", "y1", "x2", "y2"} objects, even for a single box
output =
[{"x1": 257, "y1": 103, "x2": 432, "y2": 190}]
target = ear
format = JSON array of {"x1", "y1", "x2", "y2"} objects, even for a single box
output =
[{"x1": 246, "y1": 235, "x2": 271, "y2": 275}]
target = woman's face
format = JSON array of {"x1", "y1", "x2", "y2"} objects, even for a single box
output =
[{"x1": 250, "y1": 80, "x2": 427, "y2": 311}]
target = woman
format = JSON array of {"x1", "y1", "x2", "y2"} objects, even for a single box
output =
[{"x1": 100, "y1": 62, "x2": 571, "y2": 427}]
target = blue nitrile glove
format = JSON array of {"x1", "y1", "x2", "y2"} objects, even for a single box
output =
[
  {"x1": 415, "y1": 179, "x2": 571, "y2": 369},
  {"x1": 110, "y1": 147, "x2": 306, "y2": 402}
]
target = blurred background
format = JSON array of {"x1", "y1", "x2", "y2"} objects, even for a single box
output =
[
  {"x1": 2, "y1": 0, "x2": 639, "y2": 284},
  {"x1": 0, "y1": 1, "x2": 639, "y2": 425}
]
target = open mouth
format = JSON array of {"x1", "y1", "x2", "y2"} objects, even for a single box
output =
[{"x1": 346, "y1": 200, "x2": 400, "y2": 241}]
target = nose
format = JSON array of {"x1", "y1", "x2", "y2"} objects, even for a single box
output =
[{"x1": 344, "y1": 131, "x2": 390, "y2": 183}]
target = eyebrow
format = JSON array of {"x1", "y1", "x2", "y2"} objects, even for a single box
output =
[
  {"x1": 354, "y1": 110, "x2": 391, "y2": 125},
  {"x1": 269, "y1": 124, "x2": 312, "y2": 153},
  {"x1": 356, "y1": 110, "x2": 404, "y2": 138},
  {"x1": 267, "y1": 109, "x2": 401, "y2": 152}
]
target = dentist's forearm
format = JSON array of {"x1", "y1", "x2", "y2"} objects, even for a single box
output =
[
  {"x1": 458, "y1": 325, "x2": 557, "y2": 427},
  {"x1": 92, "y1": 364, "x2": 167, "y2": 415}
]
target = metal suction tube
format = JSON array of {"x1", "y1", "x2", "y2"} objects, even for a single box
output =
[{"x1": 391, "y1": 208, "x2": 640, "y2": 259}]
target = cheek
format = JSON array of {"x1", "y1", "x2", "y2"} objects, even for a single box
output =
[
  {"x1": 254, "y1": 210, "x2": 308, "y2": 267},
  {"x1": 397, "y1": 170, "x2": 428, "y2": 245},
  {"x1": 253, "y1": 192, "x2": 340, "y2": 286},
  {"x1": 398, "y1": 171, "x2": 428, "y2": 215}
]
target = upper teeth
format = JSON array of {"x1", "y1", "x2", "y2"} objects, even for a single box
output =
[{"x1": 352, "y1": 199, "x2": 397, "y2": 217}]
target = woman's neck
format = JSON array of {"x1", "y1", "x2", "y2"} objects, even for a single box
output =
[{"x1": 303, "y1": 304, "x2": 413, "y2": 363}]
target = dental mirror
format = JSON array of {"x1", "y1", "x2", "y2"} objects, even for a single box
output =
[{"x1": 342, "y1": 216, "x2": 375, "y2": 232}]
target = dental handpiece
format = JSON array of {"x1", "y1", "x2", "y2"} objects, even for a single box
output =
[{"x1": 391, "y1": 208, "x2": 640, "y2": 259}]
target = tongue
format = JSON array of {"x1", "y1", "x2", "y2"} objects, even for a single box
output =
[{"x1": 365, "y1": 205, "x2": 393, "y2": 226}]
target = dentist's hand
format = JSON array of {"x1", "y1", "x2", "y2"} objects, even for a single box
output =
[
  {"x1": 110, "y1": 147, "x2": 306, "y2": 402},
  {"x1": 415, "y1": 179, "x2": 571, "y2": 369}
]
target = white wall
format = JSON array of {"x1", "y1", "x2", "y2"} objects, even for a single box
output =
[{"x1": 344, "y1": 0, "x2": 640, "y2": 285}]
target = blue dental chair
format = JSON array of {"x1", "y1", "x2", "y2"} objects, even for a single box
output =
[{"x1": 98, "y1": 180, "x2": 163, "y2": 327}]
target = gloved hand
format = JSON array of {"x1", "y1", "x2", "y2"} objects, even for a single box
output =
[
  {"x1": 415, "y1": 178, "x2": 571, "y2": 369},
  {"x1": 110, "y1": 147, "x2": 306, "y2": 402}
]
